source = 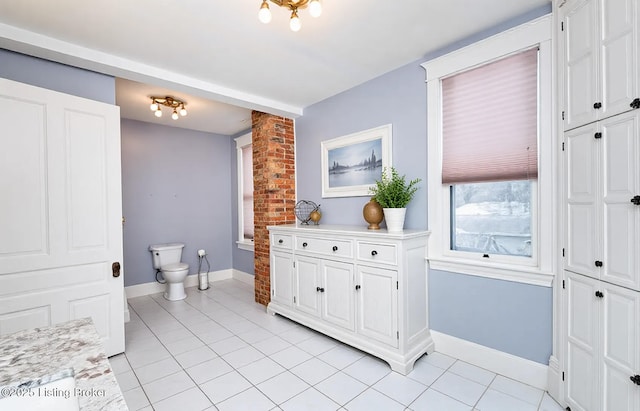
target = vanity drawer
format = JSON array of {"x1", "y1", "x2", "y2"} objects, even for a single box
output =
[
  {"x1": 295, "y1": 237, "x2": 353, "y2": 258},
  {"x1": 271, "y1": 234, "x2": 293, "y2": 250},
  {"x1": 357, "y1": 242, "x2": 397, "y2": 265}
]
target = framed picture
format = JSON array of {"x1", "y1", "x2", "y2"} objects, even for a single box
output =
[{"x1": 321, "y1": 124, "x2": 392, "y2": 198}]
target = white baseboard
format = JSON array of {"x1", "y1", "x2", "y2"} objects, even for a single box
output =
[
  {"x1": 125, "y1": 269, "x2": 252, "y2": 299},
  {"x1": 546, "y1": 355, "x2": 564, "y2": 405},
  {"x1": 431, "y1": 330, "x2": 548, "y2": 390},
  {"x1": 123, "y1": 290, "x2": 130, "y2": 323},
  {"x1": 231, "y1": 269, "x2": 254, "y2": 285}
]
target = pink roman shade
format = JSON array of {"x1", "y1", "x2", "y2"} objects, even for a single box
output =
[
  {"x1": 242, "y1": 144, "x2": 254, "y2": 239},
  {"x1": 441, "y1": 47, "x2": 538, "y2": 184}
]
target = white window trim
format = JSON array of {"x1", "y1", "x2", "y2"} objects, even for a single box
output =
[
  {"x1": 235, "y1": 132, "x2": 254, "y2": 252},
  {"x1": 421, "y1": 14, "x2": 556, "y2": 287}
]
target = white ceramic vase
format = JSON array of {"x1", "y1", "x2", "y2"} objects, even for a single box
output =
[{"x1": 383, "y1": 208, "x2": 407, "y2": 232}]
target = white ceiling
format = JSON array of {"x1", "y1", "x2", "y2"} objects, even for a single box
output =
[{"x1": 0, "y1": 0, "x2": 549, "y2": 135}]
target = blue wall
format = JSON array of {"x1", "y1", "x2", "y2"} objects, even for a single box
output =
[
  {"x1": 120, "y1": 119, "x2": 234, "y2": 286},
  {"x1": 429, "y1": 270, "x2": 552, "y2": 363},
  {"x1": 296, "y1": 63, "x2": 428, "y2": 230},
  {"x1": 295, "y1": 4, "x2": 553, "y2": 364},
  {"x1": 0, "y1": 48, "x2": 115, "y2": 104}
]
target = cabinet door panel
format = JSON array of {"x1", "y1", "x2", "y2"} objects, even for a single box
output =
[
  {"x1": 566, "y1": 124, "x2": 600, "y2": 277},
  {"x1": 566, "y1": 273, "x2": 600, "y2": 411},
  {"x1": 601, "y1": 112, "x2": 640, "y2": 290},
  {"x1": 295, "y1": 256, "x2": 321, "y2": 317},
  {"x1": 321, "y1": 260, "x2": 354, "y2": 331},
  {"x1": 356, "y1": 266, "x2": 398, "y2": 348},
  {"x1": 271, "y1": 251, "x2": 293, "y2": 306},
  {"x1": 564, "y1": 0, "x2": 599, "y2": 130},
  {"x1": 602, "y1": 284, "x2": 639, "y2": 411},
  {"x1": 600, "y1": 0, "x2": 638, "y2": 120}
]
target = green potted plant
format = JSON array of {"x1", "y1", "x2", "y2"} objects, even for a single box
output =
[{"x1": 369, "y1": 167, "x2": 421, "y2": 232}]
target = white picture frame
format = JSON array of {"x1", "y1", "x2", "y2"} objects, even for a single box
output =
[{"x1": 321, "y1": 124, "x2": 392, "y2": 198}]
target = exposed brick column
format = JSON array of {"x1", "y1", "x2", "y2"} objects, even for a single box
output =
[{"x1": 252, "y1": 111, "x2": 296, "y2": 306}]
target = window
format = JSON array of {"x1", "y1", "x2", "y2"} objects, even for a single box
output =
[
  {"x1": 422, "y1": 15, "x2": 554, "y2": 286},
  {"x1": 235, "y1": 132, "x2": 254, "y2": 251},
  {"x1": 444, "y1": 48, "x2": 538, "y2": 259}
]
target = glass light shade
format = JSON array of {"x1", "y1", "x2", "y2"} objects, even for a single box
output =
[
  {"x1": 309, "y1": 0, "x2": 322, "y2": 18},
  {"x1": 258, "y1": 1, "x2": 272, "y2": 24},
  {"x1": 154, "y1": 108, "x2": 162, "y2": 118},
  {"x1": 179, "y1": 107, "x2": 187, "y2": 116},
  {"x1": 150, "y1": 102, "x2": 158, "y2": 111},
  {"x1": 171, "y1": 110, "x2": 179, "y2": 120},
  {"x1": 290, "y1": 12, "x2": 301, "y2": 32}
]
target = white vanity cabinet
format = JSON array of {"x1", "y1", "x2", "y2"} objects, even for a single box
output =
[{"x1": 267, "y1": 224, "x2": 433, "y2": 374}]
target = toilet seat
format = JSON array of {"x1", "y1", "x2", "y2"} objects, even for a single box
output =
[{"x1": 162, "y1": 262, "x2": 188, "y2": 272}]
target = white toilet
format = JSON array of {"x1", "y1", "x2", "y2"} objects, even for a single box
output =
[{"x1": 149, "y1": 243, "x2": 189, "y2": 301}]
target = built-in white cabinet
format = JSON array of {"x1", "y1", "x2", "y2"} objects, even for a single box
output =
[
  {"x1": 560, "y1": 1, "x2": 640, "y2": 407},
  {"x1": 566, "y1": 272, "x2": 640, "y2": 411},
  {"x1": 560, "y1": 0, "x2": 639, "y2": 131},
  {"x1": 267, "y1": 224, "x2": 432, "y2": 374},
  {"x1": 565, "y1": 110, "x2": 640, "y2": 291}
]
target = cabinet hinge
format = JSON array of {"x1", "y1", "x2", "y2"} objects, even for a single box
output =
[
  {"x1": 562, "y1": 248, "x2": 565, "y2": 257},
  {"x1": 397, "y1": 331, "x2": 399, "y2": 339},
  {"x1": 562, "y1": 280, "x2": 565, "y2": 289},
  {"x1": 272, "y1": 289, "x2": 274, "y2": 296},
  {"x1": 293, "y1": 296, "x2": 296, "y2": 303},
  {"x1": 562, "y1": 111, "x2": 565, "y2": 120},
  {"x1": 561, "y1": 21, "x2": 564, "y2": 31},
  {"x1": 396, "y1": 281, "x2": 398, "y2": 290},
  {"x1": 562, "y1": 142, "x2": 565, "y2": 151},
  {"x1": 594, "y1": 132, "x2": 602, "y2": 139},
  {"x1": 562, "y1": 371, "x2": 565, "y2": 381},
  {"x1": 293, "y1": 261, "x2": 296, "y2": 268}
]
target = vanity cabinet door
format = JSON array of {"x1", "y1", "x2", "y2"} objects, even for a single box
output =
[
  {"x1": 321, "y1": 260, "x2": 355, "y2": 331},
  {"x1": 271, "y1": 250, "x2": 293, "y2": 307},
  {"x1": 356, "y1": 266, "x2": 398, "y2": 348},
  {"x1": 294, "y1": 256, "x2": 322, "y2": 318}
]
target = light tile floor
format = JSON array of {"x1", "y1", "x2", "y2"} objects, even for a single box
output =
[{"x1": 111, "y1": 279, "x2": 564, "y2": 411}]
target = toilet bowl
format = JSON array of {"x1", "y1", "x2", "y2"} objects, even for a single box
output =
[
  {"x1": 149, "y1": 243, "x2": 189, "y2": 301},
  {"x1": 160, "y1": 262, "x2": 189, "y2": 301}
]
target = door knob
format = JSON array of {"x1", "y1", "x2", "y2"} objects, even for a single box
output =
[{"x1": 112, "y1": 262, "x2": 121, "y2": 278}]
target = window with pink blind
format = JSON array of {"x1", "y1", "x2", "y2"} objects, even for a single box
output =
[
  {"x1": 441, "y1": 47, "x2": 538, "y2": 184},
  {"x1": 242, "y1": 144, "x2": 254, "y2": 240},
  {"x1": 443, "y1": 48, "x2": 538, "y2": 257}
]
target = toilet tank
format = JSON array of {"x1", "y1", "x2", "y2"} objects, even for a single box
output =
[{"x1": 149, "y1": 243, "x2": 185, "y2": 269}]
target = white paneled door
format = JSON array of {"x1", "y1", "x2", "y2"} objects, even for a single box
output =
[{"x1": 0, "y1": 78, "x2": 124, "y2": 356}]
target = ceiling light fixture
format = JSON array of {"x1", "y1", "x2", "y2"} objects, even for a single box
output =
[
  {"x1": 149, "y1": 96, "x2": 187, "y2": 120},
  {"x1": 258, "y1": 0, "x2": 322, "y2": 32}
]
